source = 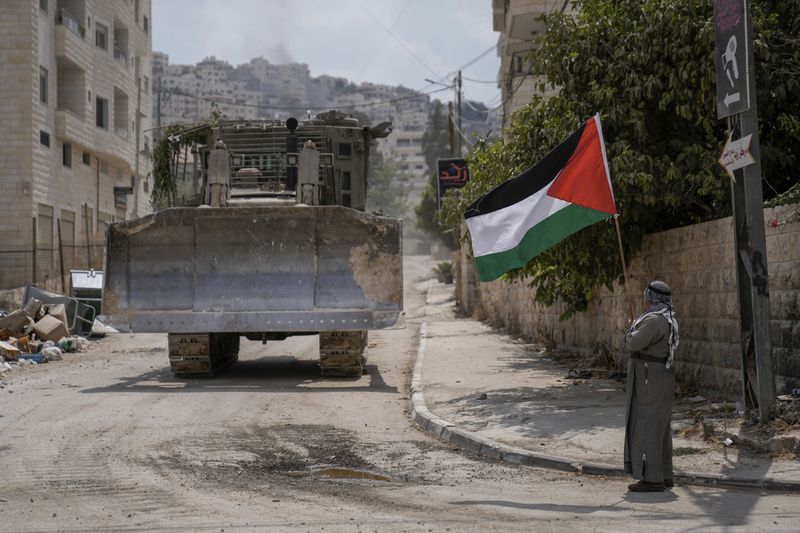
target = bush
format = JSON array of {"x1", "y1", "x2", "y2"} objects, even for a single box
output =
[{"x1": 434, "y1": 261, "x2": 454, "y2": 284}]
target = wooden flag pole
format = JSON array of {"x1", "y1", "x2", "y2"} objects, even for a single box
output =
[{"x1": 614, "y1": 215, "x2": 636, "y2": 320}]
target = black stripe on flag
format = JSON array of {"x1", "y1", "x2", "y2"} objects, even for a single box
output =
[{"x1": 464, "y1": 121, "x2": 586, "y2": 219}]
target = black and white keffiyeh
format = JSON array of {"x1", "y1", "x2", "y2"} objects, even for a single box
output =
[{"x1": 626, "y1": 280, "x2": 680, "y2": 368}]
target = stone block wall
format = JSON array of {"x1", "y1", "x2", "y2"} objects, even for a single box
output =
[{"x1": 455, "y1": 206, "x2": 800, "y2": 399}]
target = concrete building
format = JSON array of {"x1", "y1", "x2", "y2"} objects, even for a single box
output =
[
  {"x1": 379, "y1": 130, "x2": 426, "y2": 177},
  {"x1": 492, "y1": 0, "x2": 571, "y2": 131},
  {"x1": 153, "y1": 54, "x2": 309, "y2": 125},
  {"x1": 0, "y1": 0, "x2": 153, "y2": 291}
]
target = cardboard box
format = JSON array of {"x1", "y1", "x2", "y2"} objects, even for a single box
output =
[
  {"x1": 0, "y1": 340, "x2": 20, "y2": 361},
  {"x1": 33, "y1": 315, "x2": 69, "y2": 343}
]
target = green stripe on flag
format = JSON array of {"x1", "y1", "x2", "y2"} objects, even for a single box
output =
[{"x1": 474, "y1": 204, "x2": 610, "y2": 282}]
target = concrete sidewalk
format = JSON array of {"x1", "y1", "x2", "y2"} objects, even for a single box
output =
[{"x1": 411, "y1": 281, "x2": 800, "y2": 491}]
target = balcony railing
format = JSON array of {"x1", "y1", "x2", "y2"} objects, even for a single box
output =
[
  {"x1": 55, "y1": 9, "x2": 85, "y2": 38},
  {"x1": 113, "y1": 47, "x2": 128, "y2": 67}
]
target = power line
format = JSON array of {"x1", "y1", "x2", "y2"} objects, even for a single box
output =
[
  {"x1": 488, "y1": 73, "x2": 531, "y2": 113},
  {"x1": 354, "y1": 0, "x2": 415, "y2": 81},
  {"x1": 352, "y1": 0, "x2": 440, "y2": 78},
  {"x1": 424, "y1": 42, "x2": 498, "y2": 88},
  {"x1": 458, "y1": 44, "x2": 497, "y2": 71},
  {"x1": 462, "y1": 75, "x2": 497, "y2": 84}
]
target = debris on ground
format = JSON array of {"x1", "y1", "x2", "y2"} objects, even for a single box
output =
[
  {"x1": 672, "y1": 393, "x2": 800, "y2": 458},
  {"x1": 33, "y1": 315, "x2": 69, "y2": 342},
  {"x1": 18, "y1": 353, "x2": 47, "y2": 364},
  {"x1": 90, "y1": 318, "x2": 117, "y2": 337},
  {"x1": 0, "y1": 340, "x2": 21, "y2": 361},
  {"x1": 0, "y1": 290, "x2": 95, "y2": 378},
  {"x1": 40, "y1": 346, "x2": 63, "y2": 361}
]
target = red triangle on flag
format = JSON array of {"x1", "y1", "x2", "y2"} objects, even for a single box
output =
[{"x1": 546, "y1": 116, "x2": 617, "y2": 215}]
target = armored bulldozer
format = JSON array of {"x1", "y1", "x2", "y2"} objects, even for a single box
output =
[{"x1": 103, "y1": 112, "x2": 402, "y2": 377}]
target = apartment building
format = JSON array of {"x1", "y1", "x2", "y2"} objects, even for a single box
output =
[
  {"x1": 0, "y1": 0, "x2": 153, "y2": 291},
  {"x1": 379, "y1": 130, "x2": 426, "y2": 175},
  {"x1": 492, "y1": 0, "x2": 571, "y2": 131},
  {"x1": 153, "y1": 54, "x2": 307, "y2": 125}
]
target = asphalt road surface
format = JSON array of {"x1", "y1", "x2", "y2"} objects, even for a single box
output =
[{"x1": 1, "y1": 256, "x2": 797, "y2": 532}]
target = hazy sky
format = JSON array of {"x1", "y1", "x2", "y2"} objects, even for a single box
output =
[{"x1": 152, "y1": 0, "x2": 501, "y2": 105}]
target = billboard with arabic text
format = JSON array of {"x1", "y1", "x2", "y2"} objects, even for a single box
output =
[{"x1": 436, "y1": 158, "x2": 470, "y2": 209}]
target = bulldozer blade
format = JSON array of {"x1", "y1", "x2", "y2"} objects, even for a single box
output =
[{"x1": 103, "y1": 206, "x2": 402, "y2": 333}]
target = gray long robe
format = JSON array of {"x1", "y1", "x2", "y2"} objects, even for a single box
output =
[{"x1": 623, "y1": 314, "x2": 675, "y2": 483}]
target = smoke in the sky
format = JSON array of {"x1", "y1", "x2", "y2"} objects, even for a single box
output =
[{"x1": 269, "y1": 43, "x2": 295, "y2": 64}]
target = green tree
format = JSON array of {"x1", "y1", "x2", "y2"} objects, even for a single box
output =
[
  {"x1": 442, "y1": 0, "x2": 800, "y2": 318},
  {"x1": 421, "y1": 99, "x2": 452, "y2": 173},
  {"x1": 416, "y1": 99, "x2": 455, "y2": 247},
  {"x1": 366, "y1": 150, "x2": 409, "y2": 217}
]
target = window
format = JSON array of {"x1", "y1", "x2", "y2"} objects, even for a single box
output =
[
  {"x1": 342, "y1": 171, "x2": 351, "y2": 191},
  {"x1": 82, "y1": 151, "x2": 91, "y2": 165},
  {"x1": 143, "y1": 15, "x2": 149, "y2": 34},
  {"x1": 95, "y1": 23, "x2": 108, "y2": 50},
  {"x1": 62, "y1": 143, "x2": 72, "y2": 167},
  {"x1": 60, "y1": 209, "x2": 76, "y2": 271},
  {"x1": 39, "y1": 0, "x2": 47, "y2": 13},
  {"x1": 88, "y1": 90, "x2": 92, "y2": 102},
  {"x1": 39, "y1": 66, "x2": 48, "y2": 105},
  {"x1": 96, "y1": 97, "x2": 108, "y2": 128},
  {"x1": 82, "y1": 205, "x2": 94, "y2": 240},
  {"x1": 40, "y1": 130, "x2": 50, "y2": 147},
  {"x1": 337, "y1": 142, "x2": 352, "y2": 157},
  {"x1": 143, "y1": 75, "x2": 149, "y2": 92},
  {"x1": 37, "y1": 204, "x2": 54, "y2": 274}
]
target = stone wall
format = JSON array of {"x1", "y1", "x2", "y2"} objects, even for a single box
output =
[{"x1": 455, "y1": 206, "x2": 800, "y2": 399}]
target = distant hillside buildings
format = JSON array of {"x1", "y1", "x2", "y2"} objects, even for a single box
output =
[
  {"x1": 150, "y1": 53, "x2": 498, "y2": 190},
  {"x1": 152, "y1": 52, "x2": 430, "y2": 133}
]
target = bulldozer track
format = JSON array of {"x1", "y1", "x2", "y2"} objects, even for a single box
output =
[
  {"x1": 168, "y1": 333, "x2": 240, "y2": 377},
  {"x1": 319, "y1": 330, "x2": 368, "y2": 377}
]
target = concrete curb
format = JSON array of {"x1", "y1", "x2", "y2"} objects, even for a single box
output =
[{"x1": 411, "y1": 321, "x2": 800, "y2": 493}]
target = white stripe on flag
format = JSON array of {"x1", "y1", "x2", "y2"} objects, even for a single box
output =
[{"x1": 466, "y1": 178, "x2": 571, "y2": 257}]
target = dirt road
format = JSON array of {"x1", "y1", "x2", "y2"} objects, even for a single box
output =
[{"x1": 1, "y1": 256, "x2": 797, "y2": 532}]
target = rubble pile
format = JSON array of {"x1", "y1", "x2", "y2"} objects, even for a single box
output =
[
  {"x1": 671, "y1": 394, "x2": 800, "y2": 457},
  {"x1": 0, "y1": 297, "x2": 89, "y2": 383}
]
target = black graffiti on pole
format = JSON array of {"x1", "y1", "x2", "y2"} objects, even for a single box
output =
[
  {"x1": 751, "y1": 250, "x2": 769, "y2": 297},
  {"x1": 715, "y1": 0, "x2": 750, "y2": 118}
]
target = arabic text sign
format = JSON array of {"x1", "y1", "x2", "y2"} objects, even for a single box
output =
[
  {"x1": 436, "y1": 158, "x2": 470, "y2": 208},
  {"x1": 718, "y1": 133, "x2": 754, "y2": 180}
]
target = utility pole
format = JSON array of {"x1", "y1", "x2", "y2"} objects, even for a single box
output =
[
  {"x1": 715, "y1": 0, "x2": 774, "y2": 421},
  {"x1": 133, "y1": 57, "x2": 142, "y2": 217},
  {"x1": 155, "y1": 76, "x2": 162, "y2": 143},
  {"x1": 447, "y1": 101, "x2": 456, "y2": 158},
  {"x1": 456, "y1": 70, "x2": 463, "y2": 157}
]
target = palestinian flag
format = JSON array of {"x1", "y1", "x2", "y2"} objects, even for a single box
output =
[{"x1": 464, "y1": 114, "x2": 617, "y2": 282}]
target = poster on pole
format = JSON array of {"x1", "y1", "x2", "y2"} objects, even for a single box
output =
[
  {"x1": 715, "y1": 0, "x2": 751, "y2": 118},
  {"x1": 436, "y1": 158, "x2": 470, "y2": 209}
]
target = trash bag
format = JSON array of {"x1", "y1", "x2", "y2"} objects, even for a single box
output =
[{"x1": 40, "y1": 346, "x2": 63, "y2": 361}]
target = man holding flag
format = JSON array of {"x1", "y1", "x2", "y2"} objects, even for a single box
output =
[{"x1": 464, "y1": 114, "x2": 677, "y2": 493}]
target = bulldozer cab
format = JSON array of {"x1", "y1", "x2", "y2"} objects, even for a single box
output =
[{"x1": 194, "y1": 112, "x2": 391, "y2": 210}]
